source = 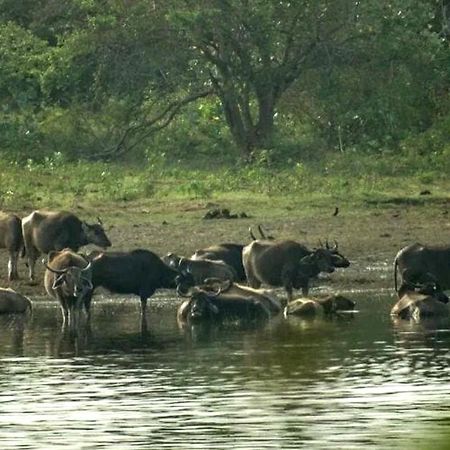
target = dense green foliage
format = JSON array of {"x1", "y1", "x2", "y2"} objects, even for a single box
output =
[{"x1": 0, "y1": 0, "x2": 449, "y2": 164}]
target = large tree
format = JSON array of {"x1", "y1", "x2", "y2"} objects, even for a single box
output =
[{"x1": 172, "y1": 1, "x2": 370, "y2": 158}]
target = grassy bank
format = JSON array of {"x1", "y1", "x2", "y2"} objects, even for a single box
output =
[{"x1": 0, "y1": 151, "x2": 449, "y2": 216}]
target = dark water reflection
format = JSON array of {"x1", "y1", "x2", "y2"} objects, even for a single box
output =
[{"x1": 1, "y1": 292, "x2": 450, "y2": 449}]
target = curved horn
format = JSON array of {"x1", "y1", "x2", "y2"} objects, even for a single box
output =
[
  {"x1": 333, "y1": 240, "x2": 339, "y2": 251},
  {"x1": 81, "y1": 260, "x2": 91, "y2": 272},
  {"x1": 218, "y1": 278, "x2": 233, "y2": 294},
  {"x1": 258, "y1": 224, "x2": 267, "y2": 239},
  {"x1": 44, "y1": 261, "x2": 69, "y2": 275},
  {"x1": 97, "y1": 216, "x2": 103, "y2": 225},
  {"x1": 318, "y1": 239, "x2": 324, "y2": 248},
  {"x1": 325, "y1": 239, "x2": 331, "y2": 250},
  {"x1": 249, "y1": 227, "x2": 257, "y2": 241}
]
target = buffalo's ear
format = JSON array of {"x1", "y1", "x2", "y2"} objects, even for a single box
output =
[{"x1": 52, "y1": 274, "x2": 65, "y2": 289}]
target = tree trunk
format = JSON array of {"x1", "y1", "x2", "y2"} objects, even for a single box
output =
[{"x1": 218, "y1": 87, "x2": 276, "y2": 160}]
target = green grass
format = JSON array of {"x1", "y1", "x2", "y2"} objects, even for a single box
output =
[{"x1": 0, "y1": 150, "x2": 448, "y2": 215}]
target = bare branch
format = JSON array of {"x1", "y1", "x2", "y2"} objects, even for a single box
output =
[{"x1": 90, "y1": 89, "x2": 213, "y2": 159}]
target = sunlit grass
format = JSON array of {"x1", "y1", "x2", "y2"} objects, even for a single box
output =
[{"x1": 0, "y1": 150, "x2": 448, "y2": 213}]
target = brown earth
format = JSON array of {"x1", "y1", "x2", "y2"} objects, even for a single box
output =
[{"x1": 1, "y1": 197, "x2": 449, "y2": 299}]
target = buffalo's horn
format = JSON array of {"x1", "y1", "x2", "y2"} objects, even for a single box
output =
[
  {"x1": 176, "y1": 284, "x2": 191, "y2": 297},
  {"x1": 249, "y1": 227, "x2": 257, "y2": 241},
  {"x1": 218, "y1": 278, "x2": 233, "y2": 294},
  {"x1": 97, "y1": 216, "x2": 103, "y2": 225},
  {"x1": 333, "y1": 240, "x2": 339, "y2": 250},
  {"x1": 258, "y1": 224, "x2": 267, "y2": 239},
  {"x1": 44, "y1": 261, "x2": 69, "y2": 275},
  {"x1": 81, "y1": 260, "x2": 91, "y2": 272},
  {"x1": 325, "y1": 240, "x2": 331, "y2": 250}
]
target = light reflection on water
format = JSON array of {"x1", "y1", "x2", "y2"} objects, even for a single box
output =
[{"x1": 1, "y1": 292, "x2": 450, "y2": 449}]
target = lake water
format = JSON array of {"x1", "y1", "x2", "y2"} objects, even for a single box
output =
[{"x1": 1, "y1": 291, "x2": 450, "y2": 449}]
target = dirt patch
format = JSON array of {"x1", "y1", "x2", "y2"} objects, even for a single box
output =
[{"x1": 2, "y1": 199, "x2": 449, "y2": 299}]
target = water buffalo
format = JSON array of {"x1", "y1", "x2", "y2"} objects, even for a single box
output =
[
  {"x1": 391, "y1": 283, "x2": 449, "y2": 320},
  {"x1": 0, "y1": 212, "x2": 23, "y2": 280},
  {"x1": 22, "y1": 210, "x2": 112, "y2": 281},
  {"x1": 163, "y1": 253, "x2": 237, "y2": 285},
  {"x1": 44, "y1": 249, "x2": 93, "y2": 326},
  {"x1": 191, "y1": 243, "x2": 246, "y2": 282},
  {"x1": 177, "y1": 282, "x2": 273, "y2": 325},
  {"x1": 84, "y1": 249, "x2": 190, "y2": 318},
  {"x1": 0, "y1": 287, "x2": 32, "y2": 313},
  {"x1": 394, "y1": 243, "x2": 450, "y2": 296},
  {"x1": 284, "y1": 295, "x2": 355, "y2": 317},
  {"x1": 242, "y1": 240, "x2": 336, "y2": 301},
  {"x1": 197, "y1": 279, "x2": 282, "y2": 315}
]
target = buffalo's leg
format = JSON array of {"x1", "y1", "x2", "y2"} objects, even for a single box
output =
[
  {"x1": 140, "y1": 297, "x2": 148, "y2": 316},
  {"x1": 301, "y1": 283, "x2": 310, "y2": 297},
  {"x1": 8, "y1": 250, "x2": 20, "y2": 281},
  {"x1": 26, "y1": 247, "x2": 40, "y2": 281}
]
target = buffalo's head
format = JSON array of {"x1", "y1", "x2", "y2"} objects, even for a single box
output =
[
  {"x1": 45, "y1": 259, "x2": 93, "y2": 302},
  {"x1": 321, "y1": 240, "x2": 350, "y2": 268},
  {"x1": 82, "y1": 219, "x2": 112, "y2": 249},
  {"x1": 304, "y1": 248, "x2": 335, "y2": 274}
]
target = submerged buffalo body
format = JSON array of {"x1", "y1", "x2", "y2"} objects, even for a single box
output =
[
  {"x1": 44, "y1": 249, "x2": 93, "y2": 326},
  {"x1": 0, "y1": 287, "x2": 32, "y2": 313},
  {"x1": 177, "y1": 284, "x2": 275, "y2": 325},
  {"x1": 242, "y1": 240, "x2": 336, "y2": 301},
  {"x1": 0, "y1": 212, "x2": 23, "y2": 280},
  {"x1": 85, "y1": 249, "x2": 187, "y2": 317},
  {"x1": 284, "y1": 295, "x2": 355, "y2": 317},
  {"x1": 394, "y1": 243, "x2": 450, "y2": 294},
  {"x1": 391, "y1": 291, "x2": 449, "y2": 320},
  {"x1": 22, "y1": 210, "x2": 111, "y2": 281}
]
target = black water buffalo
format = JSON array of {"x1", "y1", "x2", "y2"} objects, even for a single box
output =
[
  {"x1": 0, "y1": 287, "x2": 32, "y2": 313},
  {"x1": 163, "y1": 253, "x2": 237, "y2": 284},
  {"x1": 22, "y1": 210, "x2": 111, "y2": 281},
  {"x1": 242, "y1": 240, "x2": 337, "y2": 301},
  {"x1": 0, "y1": 212, "x2": 23, "y2": 281},
  {"x1": 191, "y1": 243, "x2": 246, "y2": 282},
  {"x1": 394, "y1": 243, "x2": 450, "y2": 295},
  {"x1": 44, "y1": 249, "x2": 93, "y2": 326},
  {"x1": 176, "y1": 282, "x2": 274, "y2": 325},
  {"x1": 84, "y1": 249, "x2": 189, "y2": 318}
]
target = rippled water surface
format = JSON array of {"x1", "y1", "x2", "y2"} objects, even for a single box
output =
[{"x1": 1, "y1": 292, "x2": 450, "y2": 449}]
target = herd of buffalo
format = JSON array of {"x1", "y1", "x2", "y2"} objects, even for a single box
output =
[{"x1": 0, "y1": 210, "x2": 449, "y2": 328}]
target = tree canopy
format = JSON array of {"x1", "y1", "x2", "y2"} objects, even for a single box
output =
[{"x1": 0, "y1": 0, "x2": 449, "y2": 162}]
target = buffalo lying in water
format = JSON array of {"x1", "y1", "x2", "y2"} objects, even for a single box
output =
[
  {"x1": 284, "y1": 295, "x2": 356, "y2": 317},
  {"x1": 177, "y1": 280, "x2": 281, "y2": 325},
  {"x1": 0, "y1": 288, "x2": 32, "y2": 314},
  {"x1": 391, "y1": 281, "x2": 449, "y2": 320}
]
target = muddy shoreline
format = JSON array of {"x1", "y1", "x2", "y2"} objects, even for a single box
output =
[{"x1": 1, "y1": 200, "x2": 449, "y2": 299}]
